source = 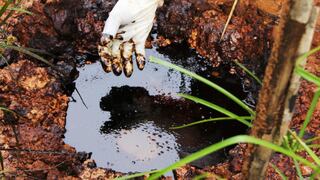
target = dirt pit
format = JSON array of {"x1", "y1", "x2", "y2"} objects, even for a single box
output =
[
  {"x1": 4, "y1": 0, "x2": 320, "y2": 179},
  {"x1": 65, "y1": 41, "x2": 250, "y2": 174}
]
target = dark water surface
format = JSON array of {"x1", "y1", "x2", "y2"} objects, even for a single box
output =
[{"x1": 65, "y1": 43, "x2": 248, "y2": 173}]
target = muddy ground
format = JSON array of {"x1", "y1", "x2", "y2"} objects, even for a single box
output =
[{"x1": 0, "y1": 0, "x2": 319, "y2": 179}]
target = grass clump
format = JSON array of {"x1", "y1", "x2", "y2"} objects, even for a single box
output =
[
  {"x1": 150, "y1": 56, "x2": 255, "y2": 117},
  {"x1": 0, "y1": 0, "x2": 56, "y2": 69},
  {"x1": 118, "y1": 47, "x2": 320, "y2": 179}
]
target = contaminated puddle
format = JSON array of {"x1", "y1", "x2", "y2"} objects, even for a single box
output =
[{"x1": 65, "y1": 42, "x2": 249, "y2": 173}]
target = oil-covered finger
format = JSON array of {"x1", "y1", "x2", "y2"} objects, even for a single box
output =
[
  {"x1": 98, "y1": 35, "x2": 113, "y2": 57},
  {"x1": 98, "y1": 36, "x2": 113, "y2": 73},
  {"x1": 111, "y1": 40, "x2": 122, "y2": 76},
  {"x1": 134, "y1": 42, "x2": 146, "y2": 70},
  {"x1": 115, "y1": 31, "x2": 125, "y2": 41},
  {"x1": 98, "y1": 45, "x2": 113, "y2": 73},
  {"x1": 132, "y1": 22, "x2": 153, "y2": 71},
  {"x1": 100, "y1": 35, "x2": 112, "y2": 46},
  {"x1": 121, "y1": 41, "x2": 134, "y2": 77}
]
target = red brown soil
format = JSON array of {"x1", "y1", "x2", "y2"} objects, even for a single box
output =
[
  {"x1": 0, "y1": 60, "x2": 82, "y2": 178},
  {"x1": 157, "y1": 0, "x2": 274, "y2": 75},
  {"x1": 0, "y1": 0, "x2": 319, "y2": 179}
]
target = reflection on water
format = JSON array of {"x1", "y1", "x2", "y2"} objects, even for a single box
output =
[
  {"x1": 65, "y1": 43, "x2": 248, "y2": 173},
  {"x1": 101, "y1": 122, "x2": 179, "y2": 172}
]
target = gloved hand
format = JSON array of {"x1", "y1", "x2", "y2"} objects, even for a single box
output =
[{"x1": 98, "y1": 0, "x2": 164, "y2": 77}]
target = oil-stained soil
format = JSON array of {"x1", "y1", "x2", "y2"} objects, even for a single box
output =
[
  {"x1": 7, "y1": 0, "x2": 274, "y2": 77},
  {"x1": 0, "y1": 0, "x2": 319, "y2": 179},
  {"x1": 0, "y1": 60, "x2": 83, "y2": 178},
  {"x1": 157, "y1": 0, "x2": 275, "y2": 76}
]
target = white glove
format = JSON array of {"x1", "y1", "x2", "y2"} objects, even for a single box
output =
[{"x1": 98, "y1": 0, "x2": 164, "y2": 77}]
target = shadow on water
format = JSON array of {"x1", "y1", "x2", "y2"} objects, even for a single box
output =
[{"x1": 65, "y1": 42, "x2": 249, "y2": 173}]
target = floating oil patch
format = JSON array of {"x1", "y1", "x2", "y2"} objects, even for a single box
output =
[{"x1": 65, "y1": 42, "x2": 249, "y2": 173}]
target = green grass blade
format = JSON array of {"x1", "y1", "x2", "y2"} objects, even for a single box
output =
[
  {"x1": 282, "y1": 135, "x2": 291, "y2": 150},
  {"x1": 1, "y1": 44, "x2": 55, "y2": 67},
  {"x1": 295, "y1": 67, "x2": 320, "y2": 86},
  {"x1": 193, "y1": 173, "x2": 225, "y2": 180},
  {"x1": 296, "y1": 46, "x2": 320, "y2": 67},
  {"x1": 0, "y1": 1, "x2": 12, "y2": 18},
  {"x1": 298, "y1": 89, "x2": 320, "y2": 138},
  {"x1": 0, "y1": 106, "x2": 16, "y2": 115},
  {"x1": 310, "y1": 168, "x2": 320, "y2": 179},
  {"x1": 291, "y1": 131, "x2": 320, "y2": 166},
  {"x1": 270, "y1": 163, "x2": 287, "y2": 180},
  {"x1": 171, "y1": 116, "x2": 252, "y2": 130},
  {"x1": 234, "y1": 61, "x2": 262, "y2": 85},
  {"x1": 293, "y1": 159, "x2": 303, "y2": 180},
  {"x1": 0, "y1": 0, "x2": 21, "y2": 27},
  {"x1": 115, "y1": 170, "x2": 159, "y2": 180},
  {"x1": 178, "y1": 94, "x2": 252, "y2": 127},
  {"x1": 0, "y1": 6, "x2": 32, "y2": 15},
  {"x1": 307, "y1": 144, "x2": 320, "y2": 149},
  {"x1": 286, "y1": 141, "x2": 303, "y2": 179},
  {"x1": 148, "y1": 135, "x2": 317, "y2": 180},
  {"x1": 304, "y1": 136, "x2": 320, "y2": 144},
  {"x1": 0, "y1": 54, "x2": 9, "y2": 66},
  {"x1": 149, "y1": 56, "x2": 255, "y2": 116},
  {"x1": 193, "y1": 173, "x2": 210, "y2": 180},
  {"x1": 23, "y1": 47, "x2": 55, "y2": 57}
]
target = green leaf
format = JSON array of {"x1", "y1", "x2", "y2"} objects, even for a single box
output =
[
  {"x1": 0, "y1": 54, "x2": 9, "y2": 66},
  {"x1": 270, "y1": 163, "x2": 287, "y2": 180},
  {"x1": 178, "y1": 94, "x2": 252, "y2": 127},
  {"x1": 0, "y1": 1, "x2": 12, "y2": 18},
  {"x1": 295, "y1": 67, "x2": 320, "y2": 86},
  {"x1": 293, "y1": 159, "x2": 304, "y2": 180},
  {"x1": 0, "y1": 106, "x2": 16, "y2": 115},
  {"x1": 307, "y1": 144, "x2": 320, "y2": 149},
  {"x1": 148, "y1": 135, "x2": 318, "y2": 180},
  {"x1": 149, "y1": 56, "x2": 255, "y2": 116},
  {"x1": 115, "y1": 170, "x2": 159, "y2": 180},
  {"x1": 291, "y1": 131, "x2": 320, "y2": 166},
  {"x1": 234, "y1": 61, "x2": 262, "y2": 85},
  {"x1": 23, "y1": 47, "x2": 55, "y2": 57},
  {"x1": 304, "y1": 136, "x2": 320, "y2": 144},
  {"x1": 171, "y1": 116, "x2": 252, "y2": 130},
  {"x1": 295, "y1": 46, "x2": 320, "y2": 67},
  {"x1": 0, "y1": 0, "x2": 22, "y2": 26},
  {"x1": 193, "y1": 173, "x2": 225, "y2": 180},
  {"x1": 0, "y1": 6, "x2": 32, "y2": 15},
  {"x1": 0, "y1": 44, "x2": 55, "y2": 67},
  {"x1": 298, "y1": 89, "x2": 320, "y2": 138}
]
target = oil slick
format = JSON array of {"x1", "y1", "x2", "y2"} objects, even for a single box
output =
[{"x1": 65, "y1": 43, "x2": 248, "y2": 173}]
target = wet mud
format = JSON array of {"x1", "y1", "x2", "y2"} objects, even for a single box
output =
[{"x1": 0, "y1": 0, "x2": 319, "y2": 179}]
